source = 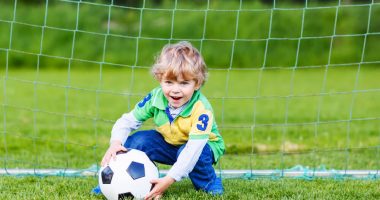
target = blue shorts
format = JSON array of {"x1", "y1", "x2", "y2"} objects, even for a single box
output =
[{"x1": 124, "y1": 129, "x2": 223, "y2": 193}]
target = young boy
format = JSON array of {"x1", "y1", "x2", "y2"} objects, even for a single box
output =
[{"x1": 96, "y1": 41, "x2": 225, "y2": 199}]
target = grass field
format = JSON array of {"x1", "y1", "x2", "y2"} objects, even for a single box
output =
[
  {"x1": 0, "y1": 176, "x2": 379, "y2": 199},
  {"x1": 1, "y1": 66, "x2": 379, "y2": 170}
]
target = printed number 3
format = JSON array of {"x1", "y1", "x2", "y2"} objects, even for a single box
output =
[
  {"x1": 197, "y1": 114, "x2": 209, "y2": 131},
  {"x1": 138, "y1": 93, "x2": 152, "y2": 107}
]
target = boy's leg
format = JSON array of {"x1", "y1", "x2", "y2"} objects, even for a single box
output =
[
  {"x1": 124, "y1": 130, "x2": 178, "y2": 165},
  {"x1": 177, "y1": 144, "x2": 223, "y2": 195}
]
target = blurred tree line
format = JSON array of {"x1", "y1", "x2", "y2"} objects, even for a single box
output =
[
  {"x1": 11, "y1": 0, "x2": 375, "y2": 6},
  {"x1": 0, "y1": 0, "x2": 378, "y2": 69}
]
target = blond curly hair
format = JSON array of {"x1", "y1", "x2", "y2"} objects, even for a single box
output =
[{"x1": 151, "y1": 41, "x2": 208, "y2": 86}]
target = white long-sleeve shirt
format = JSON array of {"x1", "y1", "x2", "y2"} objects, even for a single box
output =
[{"x1": 110, "y1": 109, "x2": 208, "y2": 181}]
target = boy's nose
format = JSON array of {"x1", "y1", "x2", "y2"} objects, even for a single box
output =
[{"x1": 171, "y1": 84, "x2": 180, "y2": 93}]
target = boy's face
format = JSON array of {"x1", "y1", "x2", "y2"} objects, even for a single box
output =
[{"x1": 160, "y1": 76, "x2": 200, "y2": 109}]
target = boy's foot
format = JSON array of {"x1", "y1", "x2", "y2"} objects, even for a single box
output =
[
  {"x1": 205, "y1": 177, "x2": 224, "y2": 195},
  {"x1": 91, "y1": 185, "x2": 102, "y2": 195}
]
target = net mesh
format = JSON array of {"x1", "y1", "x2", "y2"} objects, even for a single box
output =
[{"x1": 0, "y1": 0, "x2": 379, "y2": 179}]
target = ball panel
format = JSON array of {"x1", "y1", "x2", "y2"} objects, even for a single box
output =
[
  {"x1": 101, "y1": 166, "x2": 114, "y2": 184},
  {"x1": 118, "y1": 192, "x2": 134, "y2": 200},
  {"x1": 126, "y1": 161, "x2": 145, "y2": 180}
]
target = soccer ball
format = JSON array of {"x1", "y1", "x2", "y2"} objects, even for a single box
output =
[{"x1": 98, "y1": 149, "x2": 159, "y2": 200}]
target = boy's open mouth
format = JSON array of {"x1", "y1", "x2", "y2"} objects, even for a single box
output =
[{"x1": 171, "y1": 96, "x2": 182, "y2": 100}]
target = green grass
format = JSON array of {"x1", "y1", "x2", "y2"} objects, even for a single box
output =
[
  {"x1": 0, "y1": 176, "x2": 379, "y2": 200},
  {"x1": 1, "y1": 66, "x2": 380, "y2": 171}
]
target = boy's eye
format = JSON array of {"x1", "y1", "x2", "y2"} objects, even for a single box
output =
[
  {"x1": 180, "y1": 81, "x2": 189, "y2": 85},
  {"x1": 164, "y1": 80, "x2": 172, "y2": 84}
]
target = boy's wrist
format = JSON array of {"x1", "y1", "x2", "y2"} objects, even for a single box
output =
[
  {"x1": 164, "y1": 175, "x2": 176, "y2": 183},
  {"x1": 166, "y1": 171, "x2": 181, "y2": 182}
]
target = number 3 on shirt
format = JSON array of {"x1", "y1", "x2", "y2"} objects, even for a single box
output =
[
  {"x1": 197, "y1": 114, "x2": 209, "y2": 131},
  {"x1": 138, "y1": 93, "x2": 152, "y2": 107}
]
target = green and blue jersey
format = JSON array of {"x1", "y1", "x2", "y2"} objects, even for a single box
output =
[{"x1": 132, "y1": 87, "x2": 225, "y2": 162}]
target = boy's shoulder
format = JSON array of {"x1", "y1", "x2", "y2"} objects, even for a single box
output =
[
  {"x1": 148, "y1": 86, "x2": 162, "y2": 97},
  {"x1": 196, "y1": 92, "x2": 213, "y2": 110},
  {"x1": 143, "y1": 87, "x2": 165, "y2": 108}
]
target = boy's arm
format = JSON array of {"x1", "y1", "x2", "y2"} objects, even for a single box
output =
[
  {"x1": 111, "y1": 90, "x2": 156, "y2": 145},
  {"x1": 110, "y1": 112, "x2": 143, "y2": 145},
  {"x1": 102, "y1": 112, "x2": 143, "y2": 166},
  {"x1": 167, "y1": 138, "x2": 208, "y2": 181},
  {"x1": 111, "y1": 91, "x2": 155, "y2": 146},
  {"x1": 103, "y1": 91, "x2": 154, "y2": 166}
]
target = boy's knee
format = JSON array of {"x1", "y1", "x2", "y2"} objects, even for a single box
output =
[{"x1": 124, "y1": 132, "x2": 147, "y2": 149}]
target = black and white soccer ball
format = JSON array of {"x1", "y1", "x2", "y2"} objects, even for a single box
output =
[{"x1": 98, "y1": 149, "x2": 159, "y2": 200}]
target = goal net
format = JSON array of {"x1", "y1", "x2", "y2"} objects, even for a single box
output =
[{"x1": 0, "y1": 0, "x2": 379, "y2": 179}]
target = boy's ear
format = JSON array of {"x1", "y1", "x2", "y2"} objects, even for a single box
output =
[{"x1": 195, "y1": 83, "x2": 202, "y2": 90}]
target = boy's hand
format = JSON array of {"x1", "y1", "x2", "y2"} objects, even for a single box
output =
[
  {"x1": 101, "y1": 140, "x2": 127, "y2": 166},
  {"x1": 144, "y1": 176, "x2": 175, "y2": 200}
]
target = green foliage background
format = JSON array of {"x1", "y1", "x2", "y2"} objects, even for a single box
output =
[{"x1": 0, "y1": 1, "x2": 379, "y2": 68}]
